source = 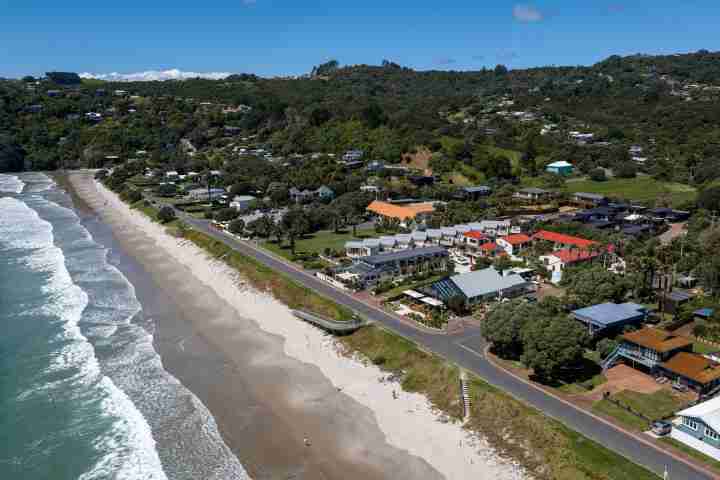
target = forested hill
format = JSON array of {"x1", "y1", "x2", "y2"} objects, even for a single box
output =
[{"x1": 2, "y1": 50, "x2": 720, "y2": 190}]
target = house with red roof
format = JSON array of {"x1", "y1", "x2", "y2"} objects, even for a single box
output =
[
  {"x1": 497, "y1": 233, "x2": 532, "y2": 256},
  {"x1": 539, "y1": 248, "x2": 601, "y2": 273},
  {"x1": 463, "y1": 230, "x2": 489, "y2": 248},
  {"x1": 532, "y1": 230, "x2": 597, "y2": 250}
]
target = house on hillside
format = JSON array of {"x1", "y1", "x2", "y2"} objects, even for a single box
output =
[
  {"x1": 514, "y1": 188, "x2": 554, "y2": 203},
  {"x1": 545, "y1": 161, "x2": 574, "y2": 176},
  {"x1": 672, "y1": 396, "x2": 720, "y2": 460},
  {"x1": 456, "y1": 185, "x2": 492, "y2": 200},
  {"x1": 532, "y1": 230, "x2": 597, "y2": 251},
  {"x1": 540, "y1": 248, "x2": 601, "y2": 273},
  {"x1": 343, "y1": 149, "x2": 364, "y2": 162},
  {"x1": 573, "y1": 192, "x2": 608, "y2": 206},
  {"x1": 366, "y1": 200, "x2": 435, "y2": 226},
  {"x1": 496, "y1": 234, "x2": 532, "y2": 256}
]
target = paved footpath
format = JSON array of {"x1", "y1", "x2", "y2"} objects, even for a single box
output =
[{"x1": 183, "y1": 215, "x2": 716, "y2": 480}]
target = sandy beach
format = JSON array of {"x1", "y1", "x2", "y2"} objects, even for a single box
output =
[{"x1": 67, "y1": 171, "x2": 525, "y2": 480}]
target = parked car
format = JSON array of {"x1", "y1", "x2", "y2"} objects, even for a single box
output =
[
  {"x1": 672, "y1": 382, "x2": 689, "y2": 393},
  {"x1": 651, "y1": 420, "x2": 672, "y2": 436}
]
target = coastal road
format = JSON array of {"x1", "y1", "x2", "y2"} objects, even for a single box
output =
[{"x1": 181, "y1": 215, "x2": 714, "y2": 480}]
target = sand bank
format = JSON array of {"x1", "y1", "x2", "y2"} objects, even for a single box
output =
[{"x1": 68, "y1": 171, "x2": 525, "y2": 480}]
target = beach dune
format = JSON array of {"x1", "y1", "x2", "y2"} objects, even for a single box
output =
[{"x1": 67, "y1": 171, "x2": 524, "y2": 480}]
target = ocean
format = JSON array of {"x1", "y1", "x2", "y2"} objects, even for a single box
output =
[{"x1": 0, "y1": 173, "x2": 250, "y2": 480}]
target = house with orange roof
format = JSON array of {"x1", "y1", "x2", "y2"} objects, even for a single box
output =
[
  {"x1": 366, "y1": 200, "x2": 435, "y2": 225},
  {"x1": 496, "y1": 233, "x2": 532, "y2": 256}
]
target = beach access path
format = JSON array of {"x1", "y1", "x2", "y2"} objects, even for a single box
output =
[{"x1": 178, "y1": 214, "x2": 714, "y2": 480}]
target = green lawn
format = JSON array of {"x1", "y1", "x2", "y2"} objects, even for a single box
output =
[
  {"x1": 593, "y1": 389, "x2": 684, "y2": 431},
  {"x1": 660, "y1": 437, "x2": 720, "y2": 472},
  {"x1": 263, "y1": 228, "x2": 378, "y2": 260},
  {"x1": 694, "y1": 341, "x2": 719, "y2": 355},
  {"x1": 565, "y1": 177, "x2": 697, "y2": 207}
]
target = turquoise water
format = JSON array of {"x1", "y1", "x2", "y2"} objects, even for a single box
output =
[{"x1": 0, "y1": 173, "x2": 249, "y2": 480}]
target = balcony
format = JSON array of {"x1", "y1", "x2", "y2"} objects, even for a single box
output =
[{"x1": 617, "y1": 346, "x2": 659, "y2": 369}]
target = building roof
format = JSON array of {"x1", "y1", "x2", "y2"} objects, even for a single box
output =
[
  {"x1": 464, "y1": 231, "x2": 488, "y2": 240},
  {"x1": 463, "y1": 186, "x2": 492, "y2": 193},
  {"x1": 345, "y1": 241, "x2": 363, "y2": 249},
  {"x1": 380, "y1": 236, "x2": 397, "y2": 246},
  {"x1": 480, "y1": 242, "x2": 499, "y2": 251},
  {"x1": 677, "y1": 396, "x2": 720, "y2": 433},
  {"x1": 695, "y1": 308, "x2": 715, "y2": 319},
  {"x1": 661, "y1": 352, "x2": 720, "y2": 386},
  {"x1": 412, "y1": 231, "x2": 428, "y2": 241},
  {"x1": 533, "y1": 230, "x2": 597, "y2": 248},
  {"x1": 621, "y1": 327, "x2": 692, "y2": 353},
  {"x1": 518, "y1": 187, "x2": 549, "y2": 195},
  {"x1": 362, "y1": 246, "x2": 447, "y2": 266},
  {"x1": 449, "y1": 268, "x2": 529, "y2": 300},
  {"x1": 573, "y1": 302, "x2": 647, "y2": 328},
  {"x1": 499, "y1": 233, "x2": 532, "y2": 245},
  {"x1": 668, "y1": 290, "x2": 695, "y2": 302},
  {"x1": 547, "y1": 161, "x2": 573, "y2": 168},
  {"x1": 366, "y1": 200, "x2": 435, "y2": 220},
  {"x1": 574, "y1": 192, "x2": 607, "y2": 201},
  {"x1": 549, "y1": 248, "x2": 600, "y2": 264}
]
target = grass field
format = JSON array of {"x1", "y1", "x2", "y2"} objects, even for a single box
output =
[
  {"x1": 262, "y1": 228, "x2": 378, "y2": 260},
  {"x1": 593, "y1": 389, "x2": 684, "y2": 431},
  {"x1": 565, "y1": 177, "x2": 697, "y2": 206},
  {"x1": 660, "y1": 437, "x2": 720, "y2": 471}
]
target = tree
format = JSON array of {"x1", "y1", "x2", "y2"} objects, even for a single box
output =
[
  {"x1": 157, "y1": 206, "x2": 176, "y2": 223},
  {"x1": 281, "y1": 207, "x2": 311, "y2": 253},
  {"x1": 229, "y1": 219, "x2": 245, "y2": 235},
  {"x1": 596, "y1": 338, "x2": 619, "y2": 360},
  {"x1": 563, "y1": 266, "x2": 634, "y2": 308},
  {"x1": 494, "y1": 64, "x2": 508, "y2": 76},
  {"x1": 447, "y1": 295, "x2": 467, "y2": 316},
  {"x1": 521, "y1": 316, "x2": 588, "y2": 382},
  {"x1": 0, "y1": 135, "x2": 25, "y2": 172},
  {"x1": 157, "y1": 183, "x2": 178, "y2": 197},
  {"x1": 698, "y1": 185, "x2": 720, "y2": 213},
  {"x1": 215, "y1": 207, "x2": 240, "y2": 222},
  {"x1": 482, "y1": 301, "x2": 531, "y2": 359},
  {"x1": 589, "y1": 167, "x2": 607, "y2": 182},
  {"x1": 615, "y1": 162, "x2": 637, "y2": 179}
]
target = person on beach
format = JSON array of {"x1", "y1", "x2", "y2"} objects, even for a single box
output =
[{"x1": 304, "y1": 436, "x2": 311, "y2": 447}]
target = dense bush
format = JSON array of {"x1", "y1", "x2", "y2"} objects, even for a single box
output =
[
  {"x1": 157, "y1": 206, "x2": 176, "y2": 223},
  {"x1": 589, "y1": 168, "x2": 607, "y2": 182}
]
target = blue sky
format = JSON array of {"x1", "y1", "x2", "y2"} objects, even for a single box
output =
[{"x1": 1, "y1": 1, "x2": 719, "y2": 78}]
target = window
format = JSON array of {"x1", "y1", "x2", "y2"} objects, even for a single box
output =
[
  {"x1": 684, "y1": 417, "x2": 699, "y2": 430},
  {"x1": 706, "y1": 428, "x2": 720, "y2": 441}
]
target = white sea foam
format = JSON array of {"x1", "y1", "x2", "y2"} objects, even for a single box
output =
[
  {"x1": 21, "y1": 190, "x2": 250, "y2": 480},
  {"x1": 0, "y1": 173, "x2": 24, "y2": 193},
  {"x1": 21, "y1": 172, "x2": 55, "y2": 193},
  {"x1": 0, "y1": 197, "x2": 169, "y2": 480}
]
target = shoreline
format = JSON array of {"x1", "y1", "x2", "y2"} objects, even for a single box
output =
[{"x1": 65, "y1": 171, "x2": 524, "y2": 480}]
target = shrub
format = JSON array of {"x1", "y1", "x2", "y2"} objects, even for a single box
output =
[
  {"x1": 589, "y1": 168, "x2": 607, "y2": 182},
  {"x1": 693, "y1": 323, "x2": 708, "y2": 338},
  {"x1": 615, "y1": 162, "x2": 637, "y2": 179},
  {"x1": 229, "y1": 219, "x2": 245, "y2": 235},
  {"x1": 215, "y1": 207, "x2": 240, "y2": 222},
  {"x1": 157, "y1": 206, "x2": 176, "y2": 223}
]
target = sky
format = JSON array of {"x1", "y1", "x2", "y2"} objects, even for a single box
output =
[{"x1": 1, "y1": 1, "x2": 720, "y2": 79}]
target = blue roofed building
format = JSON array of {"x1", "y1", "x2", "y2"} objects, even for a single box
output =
[{"x1": 572, "y1": 302, "x2": 648, "y2": 336}]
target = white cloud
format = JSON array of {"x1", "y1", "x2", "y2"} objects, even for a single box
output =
[
  {"x1": 79, "y1": 69, "x2": 233, "y2": 82},
  {"x1": 513, "y1": 4, "x2": 543, "y2": 23}
]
